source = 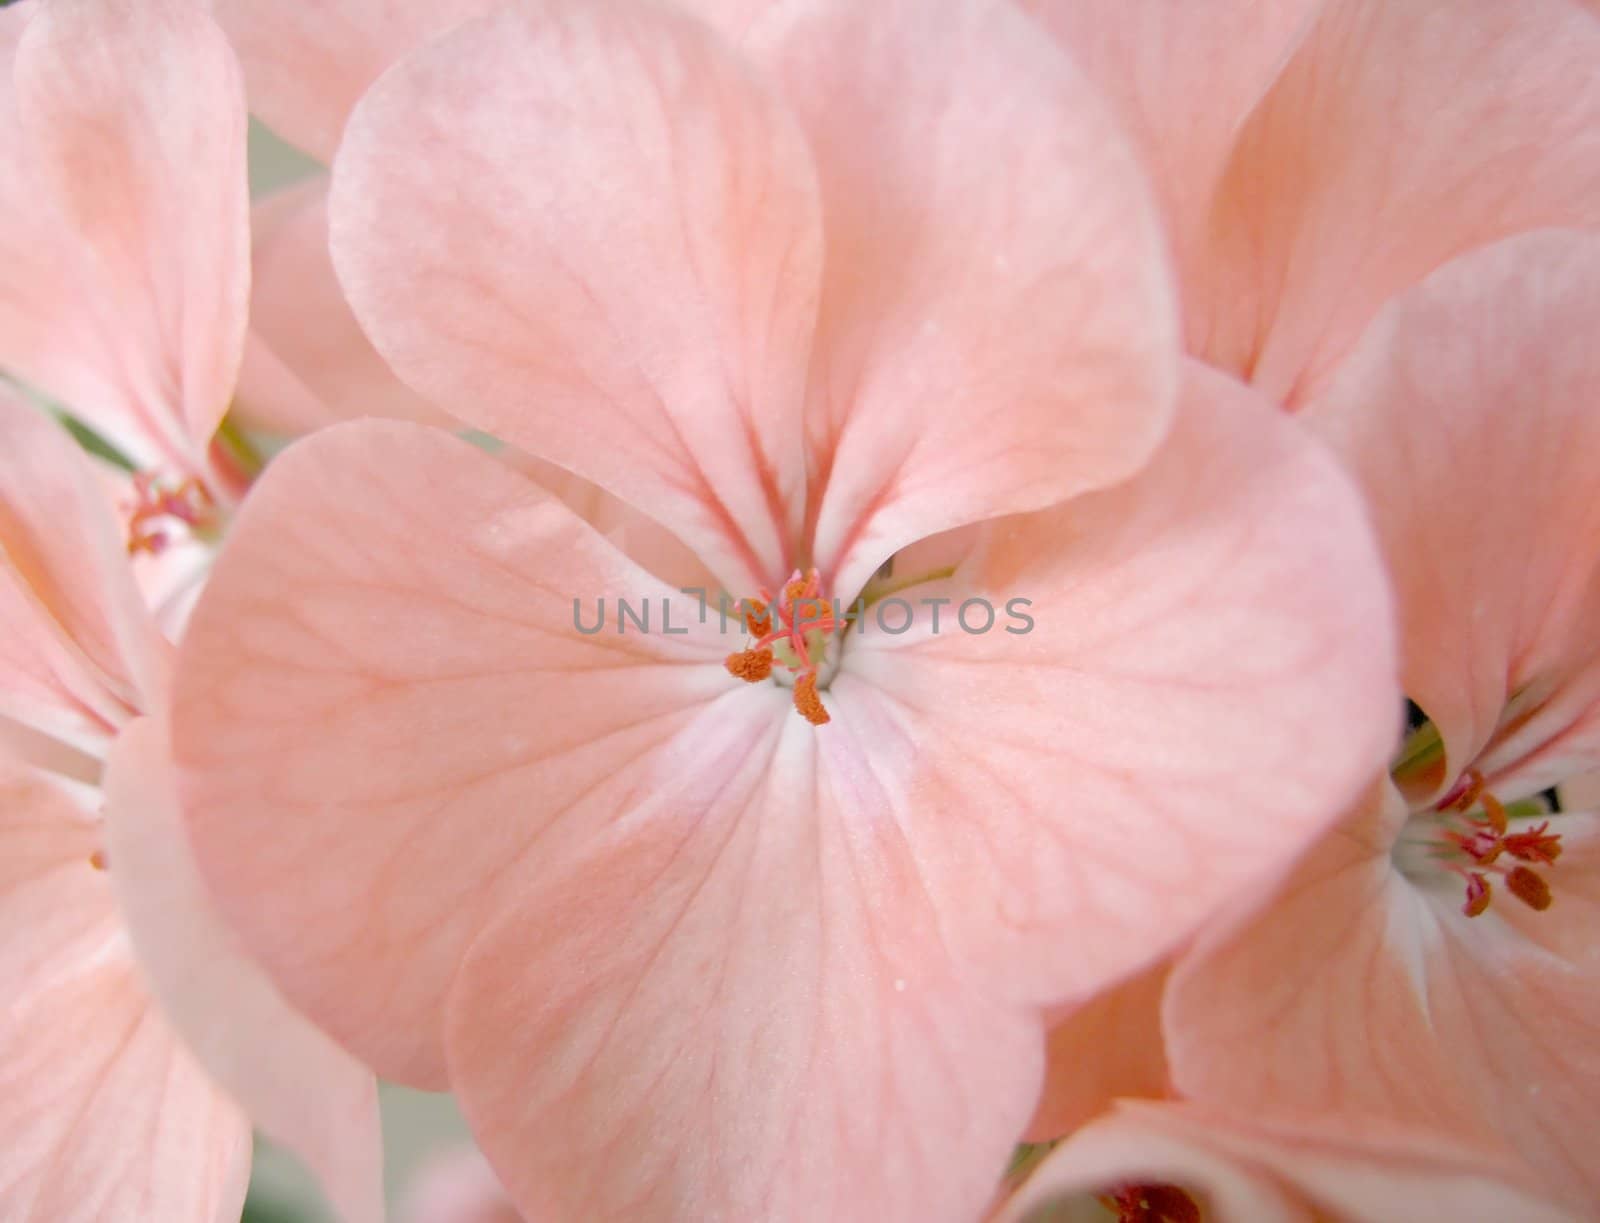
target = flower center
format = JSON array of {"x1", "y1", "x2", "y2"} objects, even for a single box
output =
[
  {"x1": 125, "y1": 471, "x2": 220, "y2": 556},
  {"x1": 1097, "y1": 1183, "x2": 1201, "y2": 1223},
  {"x1": 1396, "y1": 769, "x2": 1563, "y2": 917},
  {"x1": 724, "y1": 567, "x2": 840, "y2": 726}
]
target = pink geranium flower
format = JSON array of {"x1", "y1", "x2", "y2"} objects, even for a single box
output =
[
  {"x1": 992, "y1": 1102, "x2": 1570, "y2": 1222},
  {"x1": 1025, "y1": 0, "x2": 1600, "y2": 405},
  {"x1": 0, "y1": 392, "x2": 380, "y2": 1222},
  {"x1": 172, "y1": 1, "x2": 1397, "y2": 1216},
  {"x1": 1164, "y1": 232, "x2": 1600, "y2": 1210}
]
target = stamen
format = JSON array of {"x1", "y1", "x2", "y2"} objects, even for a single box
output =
[
  {"x1": 126, "y1": 472, "x2": 218, "y2": 556},
  {"x1": 726, "y1": 647, "x2": 774, "y2": 683},
  {"x1": 88, "y1": 848, "x2": 108, "y2": 872},
  {"x1": 1505, "y1": 865, "x2": 1553, "y2": 912},
  {"x1": 728, "y1": 568, "x2": 839, "y2": 725},
  {"x1": 741, "y1": 599, "x2": 771, "y2": 637},
  {"x1": 1097, "y1": 1183, "x2": 1201, "y2": 1223},
  {"x1": 793, "y1": 672, "x2": 830, "y2": 726},
  {"x1": 1416, "y1": 772, "x2": 1566, "y2": 919}
]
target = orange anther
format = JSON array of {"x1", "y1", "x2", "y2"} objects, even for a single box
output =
[
  {"x1": 1506, "y1": 866, "x2": 1552, "y2": 912},
  {"x1": 793, "y1": 671, "x2": 830, "y2": 726},
  {"x1": 725, "y1": 648, "x2": 774, "y2": 683},
  {"x1": 1462, "y1": 871, "x2": 1492, "y2": 918}
]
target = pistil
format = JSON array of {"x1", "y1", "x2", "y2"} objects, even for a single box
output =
[{"x1": 725, "y1": 568, "x2": 838, "y2": 725}]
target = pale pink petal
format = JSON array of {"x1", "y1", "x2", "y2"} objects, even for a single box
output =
[
  {"x1": 1305, "y1": 232, "x2": 1600, "y2": 795},
  {"x1": 0, "y1": 959, "x2": 252, "y2": 1223},
  {"x1": 12, "y1": 0, "x2": 246, "y2": 469},
  {"x1": 0, "y1": 391, "x2": 166, "y2": 749},
  {"x1": 507, "y1": 451, "x2": 720, "y2": 593},
  {"x1": 214, "y1": 0, "x2": 494, "y2": 161},
  {"x1": 747, "y1": 0, "x2": 1179, "y2": 599},
  {"x1": 1019, "y1": 0, "x2": 1319, "y2": 275},
  {"x1": 0, "y1": 2, "x2": 124, "y2": 428},
  {"x1": 1164, "y1": 781, "x2": 1489, "y2": 1137},
  {"x1": 399, "y1": 1148, "x2": 520, "y2": 1223},
  {"x1": 1420, "y1": 812, "x2": 1600, "y2": 1207},
  {"x1": 236, "y1": 178, "x2": 455, "y2": 437},
  {"x1": 330, "y1": 0, "x2": 822, "y2": 594},
  {"x1": 174, "y1": 421, "x2": 732, "y2": 1085},
  {"x1": 994, "y1": 1102, "x2": 1571, "y2": 1223},
  {"x1": 445, "y1": 717, "x2": 1041, "y2": 1221},
  {"x1": 1194, "y1": 0, "x2": 1600, "y2": 404},
  {"x1": 1023, "y1": 959, "x2": 1170, "y2": 1143},
  {"x1": 0, "y1": 760, "x2": 113, "y2": 999},
  {"x1": 1169, "y1": 785, "x2": 1600, "y2": 1210},
  {"x1": 838, "y1": 362, "x2": 1397, "y2": 1007},
  {"x1": 105, "y1": 715, "x2": 384, "y2": 1223}
]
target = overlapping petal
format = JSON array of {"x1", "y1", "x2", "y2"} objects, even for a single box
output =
[
  {"x1": 446, "y1": 712, "x2": 1040, "y2": 1222},
  {"x1": 0, "y1": 960, "x2": 252, "y2": 1223},
  {"x1": 1305, "y1": 231, "x2": 1600, "y2": 796},
  {"x1": 0, "y1": 391, "x2": 165, "y2": 752},
  {"x1": 331, "y1": 0, "x2": 822, "y2": 594},
  {"x1": 214, "y1": 0, "x2": 493, "y2": 161},
  {"x1": 838, "y1": 363, "x2": 1397, "y2": 1006},
  {"x1": 105, "y1": 716, "x2": 384, "y2": 1223},
  {"x1": 0, "y1": 762, "x2": 111, "y2": 1003},
  {"x1": 237, "y1": 178, "x2": 453, "y2": 437},
  {"x1": 1018, "y1": 0, "x2": 1320, "y2": 275},
  {"x1": 993, "y1": 1102, "x2": 1571, "y2": 1223},
  {"x1": 1023, "y1": 960, "x2": 1170, "y2": 1142},
  {"x1": 1163, "y1": 782, "x2": 1487, "y2": 1137},
  {"x1": 0, "y1": 1, "x2": 121, "y2": 430},
  {"x1": 1193, "y1": 0, "x2": 1600, "y2": 404},
  {"x1": 11, "y1": 0, "x2": 248, "y2": 469},
  {"x1": 173, "y1": 420, "x2": 734, "y2": 1084},
  {"x1": 746, "y1": 0, "x2": 1179, "y2": 597}
]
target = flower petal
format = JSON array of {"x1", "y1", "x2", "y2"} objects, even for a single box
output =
[
  {"x1": 1305, "y1": 231, "x2": 1600, "y2": 794},
  {"x1": 0, "y1": 959, "x2": 252, "y2": 1223},
  {"x1": 398, "y1": 1148, "x2": 520, "y2": 1223},
  {"x1": 0, "y1": 391, "x2": 165, "y2": 751},
  {"x1": 0, "y1": 760, "x2": 112, "y2": 1000},
  {"x1": 330, "y1": 0, "x2": 823, "y2": 593},
  {"x1": 214, "y1": 0, "x2": 493, "y2": 162},
  {"x1": 994, "y1": 1101, "x2": 1572, "y2": 1223},
  {"x1": 105, "y1": 715, "x2": 384, "y2": 1223},
  {"x1": 1019, "y1": 0, "x2": 1319, "y2": 276},
  {"x1": 12, "y1": 0, "x2": 248, "y2": 467},
  {"x1": 446, "y1": 716, "x2": 1042, "y2": 1222},
  {"x1": 236, "y1": 178, "x2": 455, "y2": 437},
  {"x1": 839, "y1": 361, "x2": 1397, "y2": 1007},
  {"x1": 1168, "y1": 790, "x2": 1600, "y2": 1209},
  {"x1": 1023, "y1": 959, "x2": 1170, "y2": 1143},
  {"x1": 173, "y1": 420, "x2": 733, "y2": 1084},
  {"x1": 748, "y1": 0, "x2": 1179, "y2": 598},
  {"x1": 1194, "y1": 0, "x2": 1600, "y2": 404},
  {"x1": 0, "y1": 2, "x2": 122, "y2": 431},
  {"x1": 1421, "y1": 812, "x2": 1600, "y2": 1208},
  {"x1": 1163, "y1": 781, "x2": 1488, "y2": 1138}
]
